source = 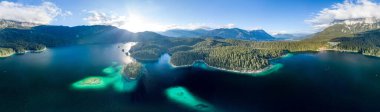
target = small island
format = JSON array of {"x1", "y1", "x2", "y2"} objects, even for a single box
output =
[
  {"x1": 0, "y1": 48, "x2": 15, "y2": 58},
  {"x1": 123, "y1": 62, "x2": 145, "y2": 79},
  {"x1": 71, "y1": 76, "x2": 108, "y2": 90}
]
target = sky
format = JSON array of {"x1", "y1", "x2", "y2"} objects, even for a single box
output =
[{"x1": 1, "y1": 0, "x2": 380, "y2": 34}]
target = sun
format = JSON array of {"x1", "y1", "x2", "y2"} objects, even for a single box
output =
[{"x1": 119, "y1": 13, "x2": 167, "y2": 32}]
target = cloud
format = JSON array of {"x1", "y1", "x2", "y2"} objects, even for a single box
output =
[
  {"x1": 84, "y1": 11, "x2": 127, "y2": 27},
  {"x1": 307, "y1": 0, "x2": 380, "y2": 30},
  {"x1": 84, "y1": 11, "x2": 170, "y2": 32},
  {"x1": 269, "y1": 31, "x2": 288, "y2": 35},
  {"x1": 222, "y1": 23, "x2": 236, "y2": 28},
  {"x1": 0, "y1": 1, "x2": 68, "y2": 24},
  {"x1": 166, "y1": 24, "x2": 212, "y2": 30},
  {"x1": 84, "y1": 11, "x2": 242, "y2": 32}
]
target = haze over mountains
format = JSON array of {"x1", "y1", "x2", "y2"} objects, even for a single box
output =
[
  {"x1": 0, "y1": 19, "x2": 40, "y2": 29},
  {"x1": 159, "y1": 28, "x2": 275, "y2": 40},
  {"x1": 2, "y1": 15, "x2": 380, "y2": 42}
]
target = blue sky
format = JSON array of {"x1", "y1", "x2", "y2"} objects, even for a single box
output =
[{"x1": 3, "y1": 0, "x2": 380, "y2": 33}]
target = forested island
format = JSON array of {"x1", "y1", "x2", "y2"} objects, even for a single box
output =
[{"x1": 123, "y1": 62, "x2": 146, "y2": 79}]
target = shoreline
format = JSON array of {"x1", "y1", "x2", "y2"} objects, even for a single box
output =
[
  {"x1": 319, "y1": 48, "x2": 380, "y2": 57},
  {"x1": 317, "y1": 48, "x2": 358, "y2": 53},
  {"x1": 0, "y1": 52, "x2": 15, "y2": 58},
  {"x1": 3, "y1": 47, "x2": 47, "y2": 57},
  {"x1": 168, "y1": 53, "x2": 293, "y2": 74},
  {"x1": 169, "y1": 60, "x2": 270, "y2": 74},
  {"x1": 31, "y1": 47, "x2": 47, "y2": 53}
]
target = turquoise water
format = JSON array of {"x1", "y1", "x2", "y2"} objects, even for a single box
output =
[{"x1": 1, "y1": 44, "x2": 380, "y2": 112}]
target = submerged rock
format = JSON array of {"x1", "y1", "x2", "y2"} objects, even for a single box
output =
[{"x1": 195, "y1": 104, "x2": 209, "y2": 109}]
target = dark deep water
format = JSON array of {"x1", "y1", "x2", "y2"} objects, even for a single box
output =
[{"x1": 1, "y1": 44, "x2": 380, "y2": 112}]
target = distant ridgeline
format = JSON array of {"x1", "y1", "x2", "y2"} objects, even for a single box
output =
[
  {"x1": 159, "y1": 28, "x2": 275, "y2": 41},
  {"x1": 0, "y1": 20, "x2": 168, "y2": 54}
]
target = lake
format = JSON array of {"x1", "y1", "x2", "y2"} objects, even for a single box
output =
[{"x1": 1, "y1": 44, "x2": 380, "y2": 112}]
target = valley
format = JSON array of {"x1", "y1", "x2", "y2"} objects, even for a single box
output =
[{"x1": 2, "y1": 17, "x2": 380, "y2": 73}]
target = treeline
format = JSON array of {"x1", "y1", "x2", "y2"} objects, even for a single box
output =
[{"x1": 224, "y1": 39, "x2": 326, "y2": 52}]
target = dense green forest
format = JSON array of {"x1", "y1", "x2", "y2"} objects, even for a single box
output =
[
  {"x1": 0, "y1": 25, "x2": 167, "y2": 54},
  {"x1": 129, "y1": 38, "x2": 204, "y2": 60},
  {"x1": 0, "y1": 48, "x2": 15, "y2": 57},
  {"x1": 224, "y1": 39, "x2": 326, "y2": 52},
  {"x1": 0, "y1": 25, "x2": 130, "y2": 53},
  {"x1": 169, "y1": 39, "x2": 286, "y2": 71},
  {"x1": 330, "y1": 30, "x2": 380, "y2": 57},
  {"x1": 205, "y1": 47, "x2": 283, "y2": 71}
]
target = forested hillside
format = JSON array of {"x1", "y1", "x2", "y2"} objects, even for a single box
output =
[
  {"x1": 331, "y1": 30, "x2": 380, "y2": 57},
  {"x1": 0, "y1": 25, "x2": 168, "y2": 53}
]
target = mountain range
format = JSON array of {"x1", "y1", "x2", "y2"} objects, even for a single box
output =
[
  {"x1": 273, "y1": 33, "x2": 312, "y2": 41},
  {"x1": 159, "y1": 28, "x2": 275, "y2": 41},
  {"x1": 0, "y1": 21, "x2": 169, "y2": 52},
  {"x1": 309, "y1": 18, "x2": 380, "y2": 42},
  {"x1": 2, "y1": 17, "x2": 380, "y2": 51}
]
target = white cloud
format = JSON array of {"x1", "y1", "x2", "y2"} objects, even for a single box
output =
[
  {"x1": 307, "y1": 0, "x2": 380, "y2": 30},
  {"x1": 84, "y1": 11, "x2": 243, "y2": 32},
  {"x1": 269, "y1": 31, "x2": 288, "y2": 35},
  {"x1": 84, "y1": 11, "x2": 170, "y2": 32},
  {"x1": 246, "y1": 26, "x2": 264, "y2": 31},
  {"x1": 84, "y1": 11, "x2": 126, "y2": 27},
  {"x1": 166, "y1": 24, "x2": 212, "y2": 30},
  {"x1": 222, "y1": 23, "x2": 236, "y2": 28},
  {"x1": 0, "y1": 1, "x2": 68, "y2": 24}
]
